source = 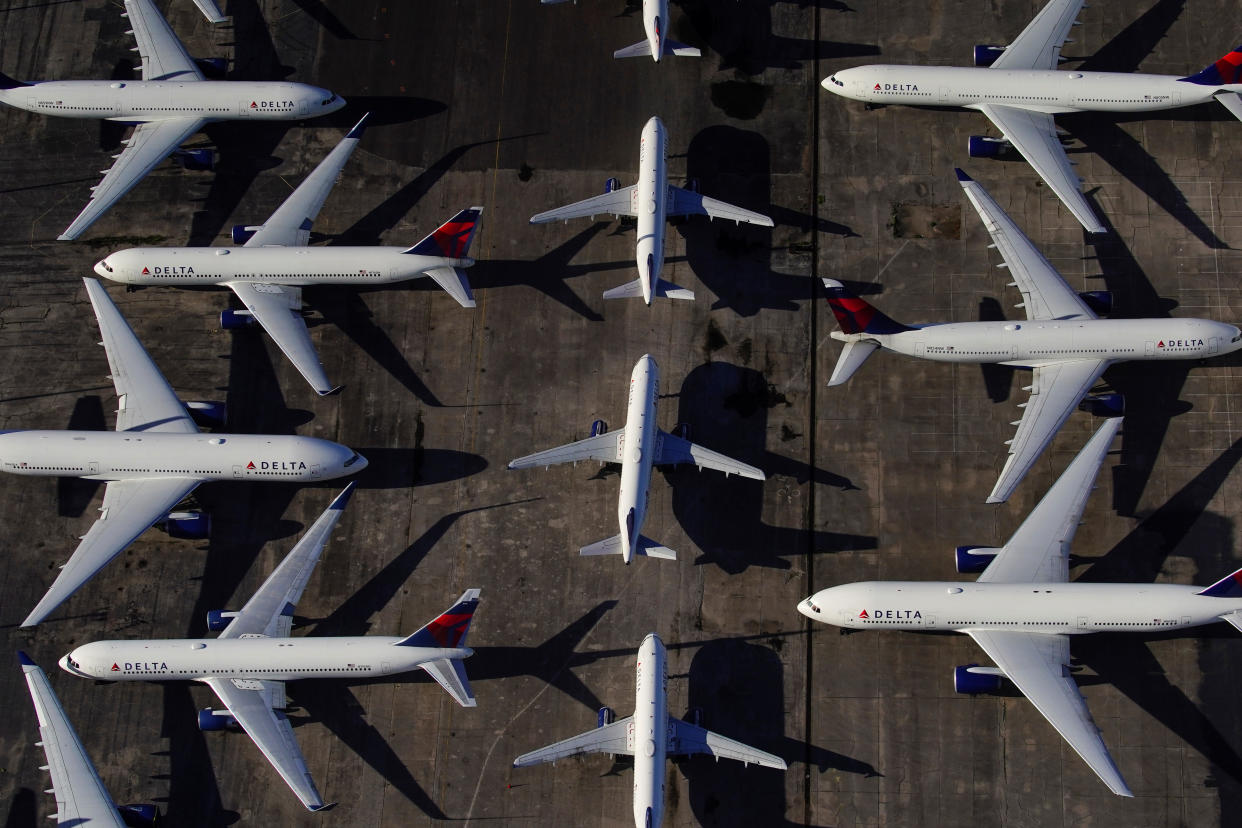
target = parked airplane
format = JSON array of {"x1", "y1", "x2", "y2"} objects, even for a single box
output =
[
  {"x1": 530, "y1": 116, "x2": 772, "y2": 304},
  {"x1": 514, "y1": 633, "x2": 786, "y2": 828},
  {"x1": 0, "y1": 0, "x2": 345, "y2": 240},
  {"x1": 94, "y1": 114, "x2": 483, "y2": 396},
  {"x1": 5, "y1": 279, "x2": 366, "y2": 627},
  {"x1": 796, "y1": 417, "x2": 1242, "y2": 796},
  {"x1": 823, "y1": 169, "x2": 1242, "y2": 503},
  {"x1": 820, "y1": 0, "x2": 1242, "y2": 232},
  {"x1": 59, "y1": 485, "x2": 482, "y2": 812},
  {"x1": 19, "y1": 652, "x2": 159, "y2": 827},
  {"x1": 508, "y1": 354, "x2": 764, "y2": 562},
  {"x1": 541, "y1": 0, "x2": 700, "y2": 62}
]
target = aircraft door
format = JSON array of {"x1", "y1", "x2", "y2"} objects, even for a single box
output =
[
  {"x1": 309, "y1": 463, "x2": 322, "y2": 479},
  {"x1": 1145, "y1": 341, "x2": 1155, "y2": 356},
  {"x1": 380, "y1": 661, "x2": 392, "y2": 674},
  {"x1": 1179, "y1": 616, "x2": 1190, "y2": 627},
  {"x1": 1208, "y1": 337, "x2": 1220, "y2": 356},
  {"x1": 923, "y1": 614, "x2": 936, "y2": 627},
  {"x1": 1076, "y1": 615, "x2": 1089, "y2": 629},
  {"x1": 915, "y1": 342, "x2": 925, "y2": 357},
  {"x1": 87, "y1": 461, "x2": 99, "y2": 475},
  {"x1": 232, "y1": 464, "x2": 243, "y2": 479}
]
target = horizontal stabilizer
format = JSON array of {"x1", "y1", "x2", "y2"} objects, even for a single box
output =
[
  {"x1": 664, "y1": 39, "x2": 701, "y2": 57},
  {"x1": 602, "y1": 278, "x2": 644, "y2": 300},
  {"x1": 580, "y1": 534, "x2": 676, "y2": 560},
  {"x1": 601, "y1": 278, "x2": 695, "y2": 301},
  {"x1": 655, "y1": 279, "x2": 694, "y2": 300},
  {"x1": 613, "y1": 40, "x2": 653, "y2": 59},
  {"x1": 1219, "y1": 612, "x2": 1242, "y2": 633},
  {"x1": 828, "y1": 340, "x2": 879, "y2": 387},
  {"x1": 1216, "y1": 91, "x2": 1242, "y2": 122},
  {"x1": 425, "y1": 266, "x2": 477, "y2": 308},
  {"x1": 420, "y1": 657, "x2": 476, "y2": 708}
]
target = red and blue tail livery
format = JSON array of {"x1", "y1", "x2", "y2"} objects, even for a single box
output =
[
  {"x1": 1181, "y1": 45, "x2": 1242, "y2": 85},
  {"x1": 398, "y1": 588, "x2": 482, "y2": 648},
  {"x1": 822, "y1": 279, "x2": 913, "y2": 335},
  {"x1": 404, "y1": 207, "x2": 484, "y2": 259},
  {"x1": 1197, "y1": 566, "x2": 1242, "y2": 597}
]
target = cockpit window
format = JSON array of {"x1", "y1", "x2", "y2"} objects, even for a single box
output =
[
  {"x1": 1233, "y1": 333, "x2": 1241, "y2": 343},
  {"x1": 322, "y1": 93, "x2": 338, "y2": 106},
  {"x1": 67, "y1": 656, "x2": 80, "y2": 669},
  {"x1": 99, "y1": 260, "x2": 113, "y2": 273},
  {"x1": 343, "y1": 452, "x2": 361, "y2": 467},
  {"x1": 828, "y1": 75, "x2": 844, "y2": 87}
]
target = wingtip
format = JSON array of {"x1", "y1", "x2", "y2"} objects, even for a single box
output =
[
  {"x1": 316, "y1": 385, "x2": 345, "y2": 396},
  {"x1": 16, "y1": 650, "x2": 34, "y2": 667},
  {"x1": 346, "y1": 112, "x2": 371, "y2": 139},
  {"x1": 328, "y1": 482, "x2": 357, "y2": 511},
  {"x1": 954, "y1": 168, "x2": 972, "y2": 183},
  {"x1": 984, "y1": 495, "x2": 1005, "y2": 504},
  {"x1": 821, "y1": 277, "x2": 844, "y2": 290}
]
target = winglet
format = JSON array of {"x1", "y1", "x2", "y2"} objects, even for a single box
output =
[
  {"x1": 954, "y1": 167, "x2": 972, "y2": 182},
  {"x1": 16, "y1": 650, "x2": 35, "y2": 668},
  {"x1": 346, "y1": 113, "x2": 371, "y2": 141},
  {"x1": 327, "y1": 482, "x2": 356, "y2": 512}
]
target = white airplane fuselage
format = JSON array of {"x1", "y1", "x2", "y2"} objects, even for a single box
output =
[
  {"x1": 0, "y1": 80, "x2": 343, "y2": 122},
  {"x1": 60, "y1": 638, "x2": 470, "y2": 681},
  {"x1": 824, "y1": 65, "x2": 1236, "y2": 113},
  {"x1": 844, "y1": 317, "x2": 1242, "y2": 363},
  {"x1": 799, "y1": 581, "x2": 1242, "y2": 634},
  {"x1": 642, "y1": 0, "x2": 669, "y2": 63},
  {"x1": 635, "y1": 116, "x2": 669, "y2": 305},
  {"x1": 0, "y1": 430, "x2": 364, "y2": 482},
  {"x1": 631, "y1": 633, "x2": 668, "y2": 828},
  {"x1": 95, "y1": 246, "x2": 472, "y2": 287},
  {"x1": 618, "y1": 355, "x2": 660, "y2": 563}
]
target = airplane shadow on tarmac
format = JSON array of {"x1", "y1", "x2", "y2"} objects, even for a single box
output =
[
  {"x1": 662, "y1": 361, "x2": 875, "y2": 574},
  {"x1": 678, "y1": 126, "x2": 856, "y2": 317},
  {"x1": 680, "y1": 639, "x2": 872, "y2": 828}
]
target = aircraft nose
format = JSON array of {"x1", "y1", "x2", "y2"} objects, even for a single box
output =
[
  {"x1": 797, "y1": 594, "x2": 826, "y2": 621},
  {"x1": 343, "y1": 449, "x2": 367, "y2": 472}
]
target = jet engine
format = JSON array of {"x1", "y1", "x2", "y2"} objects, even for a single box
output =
[
  {"x1": 973, "y1": 45, "x2": 1006, "y2": 66},
  {"x1": 1078, "y1": 290, "x2": 1113, "y2": 315},
  {"x1": 173, "y1": 148, "x2": 214, "y2": 172},
  {"x1": 205, "y1": 610, "x2": 239, "y2": 632},
  {"x1": 197, "y1": 708, "x2": 240, "y2": 731},
  {"x1": 219, "y1": 309, "x2": 257, "y2": 330},
  {"x1": 672, "y1": 422, "x2": 691, "y2": 440},
  {"x1": 685, "y1": 706, "x2": 704, "y2": 728},
  {"x1": 117, "y1": 804, "x2": 161, "y2": 827},
  {"x1": 183, "y1": 400, "x2": 227, "y2": 428},
  {"x1": 955, "y1": 545, "x2": 1000, "y2": 573},
  {"x1": 604, "y1": 177, "x2": 621, "y2": 193},
  {"x1": 194, "y1": 56, "x2": 228, "y2": 78},
  {"x1": 685, "y1": 177, "x2": 699, "y2": 194},
  {"x1": 1077, "y1": 393, "x2": 1124, "y2": 417},
  {"x1": 162, "y1": 511, "x2": 210, "y2": 539},
  {"x1": 953, "y1": 664, "x2": 1004, "y2": 694},
  {"x1": 231, "y1": 224, "x2": 263, "y2": 244},
  {"x1": 597, "y1": 706, "x2": 615, "y2": 728},
  {"x1": 967, "y1": 136, "x2": 1010, "y2": 158},
  {"x1": 590, "y1": 419, "x2": 608, "y2": 437}
]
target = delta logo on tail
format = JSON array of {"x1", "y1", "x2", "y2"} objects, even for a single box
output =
[
  {"x1": 406, "y1": 208, "x2": 482, "y2": 258},
  {"x1": 1182, "y1": 45, "x2": 1242, "y2": 84},
  {"x1": 424, "y1": 609, "x2": 474, "y2": 648}
]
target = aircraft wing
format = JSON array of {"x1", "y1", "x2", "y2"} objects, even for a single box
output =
[
  {"x1": 513, "y1": 717, "x2": 635, "y2": 766},
  {"x1": 220, "y1": 485, "x2": 354, "y2": 640},
  {"x1": 965, "y1": 629, "x2": 1132, "y2": 797},
  {"x1": 955, "y1": 169, "x2": 1095, "y2": 321},
  {"x1": 979, "y1": 417, "x2": 1119, "y2": 583},
  {"x1": 530, "y1": 186, "x2": 637, "y2": 223},
  {"x1": 83, "y1": 278, "x2": 198, "y2": 433},
  {"x1": 244, "y1": 115, "x2": 369, "y2": 248},
  {"x1": 60, "y1": 118, "x2": 207, "y2": 241},
  {"x1": 225, "y1": 282, "x2": 338, "y2": 396},
  {"x1": 202, "y1": 676, "x2": 329, "y2": 811},
  {"x1": 971, "y1": 104, "x2": 1104, "y2": 235},
  {"x1": 666, "y1": 718, "x2": 787, "y2": 769},
  {"x1": 18, "y1": 653, "x2": 125, "y2": 827},
  {"x1": 508, "y1": 429, "x2": 623, "y2": 469},
  {"x1": 988, "y1": 0, "x2": 1086, "y2": 71},
  {"x1": 667, "y1": 186, "x2": 774, "y2": 226},
  {"x1": 189, "y1": 0, "x2": 227, "y2": 23},
  {"x1": 126, "y1": 0, "x2": 204, "y2": 81},
  {"x1": 655, "y1": 430, "x2": 765, "y2": 480},
  {"x1": 23, "y1": 476, "x2": 202, "y2": 627},
  {"x1": 988, "y1": 358, "x2": 1110, "y2": 504}
]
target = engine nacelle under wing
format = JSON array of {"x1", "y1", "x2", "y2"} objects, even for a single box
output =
[
  {"x1": 206, "y1": 609, "x2": 238, "y2": 632},
  {"x1": 231, "y1": 224, "x2": 262, "y2": 245},
  {"x1": 219, "y1": 309, "x2": 257, "y2": 330},
  {"x1": 183, "y1": 400, "x2": 227, "y2": 428},
  {"x1": 117, "y1": 803, "x2": 161, "y2": 828},
  {"x1": 955, "y1": 545, "x2": 1000, "y2": 573},
  {"x1": 197, "y1": 708, "x2": 239, "y2": 731},
  {"x1": 954, "y1": 664, "x2": 1004, "y2": 694},
  {"x1": 967, "y1": 136, "x2": 1010, "y2": 158},
  {"x1": 973, "y1": 45, "x2": 1006, "y2": 66},
  {"x1": 163, "y1": 511, "x2": 210, "y2": 540},
  {"x1": 1078, "y1": 290, "x2": 1113, "y2": 316},
  {"x1": 597, "y1": 706, "x2": 615, "y2": 728},
  {"x1": 1077, "y1": 393, "x2": 1124, "y2": 417}
]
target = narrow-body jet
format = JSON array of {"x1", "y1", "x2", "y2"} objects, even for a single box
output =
[{"x1": 541, "y1": 0, "x2": 700, "y2": 62}]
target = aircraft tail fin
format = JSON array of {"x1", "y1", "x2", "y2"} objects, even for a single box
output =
[
  {"x1": 828, "y1": 340, "x2": 880, "y2": 387},
  {"x1": 821, "y1": 278, "x2": 913, "y2": 335},
  {"x1": 1180, "y1": 45, "x2": 1242, "y2": 84},
  {"x1": 579, "y1": 534, "x2": 677, "y2": 560},
  {"x1": 424, "y1": 266, "x2": 476, "y2": 308},
  {"x1": 396, "y1": 588, "x2": 481, "y2": 648},
  {"x1": 404, "y1": 207, "x2": 484, "y2": 258},
  {"x1": 0, "y1": 71, "x2": 29, "y2": 90},
  {"x1": 1197, "y1": 568, "x2": 1242, "y2": 597}
]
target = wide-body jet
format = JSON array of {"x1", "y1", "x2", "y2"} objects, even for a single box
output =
[
  {"x1": 799, "y1": 417, "x2": 1242, "y2": 796},
  {"x1": 514, "y1": 633, "x2": 786, "y2": 828},
  {"x1": 95, "y1": 115, "x2": 482, "y2": 395},
  {"x1": 3, "y1": 279, "x2": 365, "y2": 627},
  {"x1": 530, "y1": 116, "x2": 772, "y2": 304},
  {"x1": 0, "y1": 0, "x2": 345, "y2": 239},
  {"x1": 59, "y1": 486, "x2": 481, "y2": 812},
  {"x1": 823, "y1": 169, "x2": 1242, "y2": 502},
  {"x1": 821, "y1": 0, "x2": 1242, "y2": 232},
  {"x1": 508, "y1": 354, "x2": 764, "y2": 562}
]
